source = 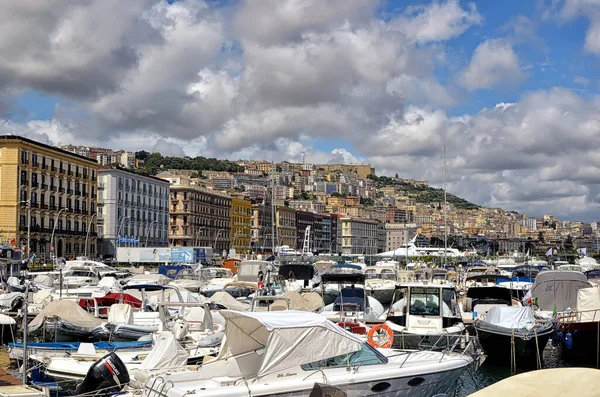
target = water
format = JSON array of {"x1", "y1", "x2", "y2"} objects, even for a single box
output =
[{"x1": 450, "y1": 343, "x2": 597, "y2": 396}]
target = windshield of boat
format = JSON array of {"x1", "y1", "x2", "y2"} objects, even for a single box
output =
[
  {"x1": 175, "y1": 270, "x2": 197, "y2": 280},
  {"x1": 409, "y1": 287, "x2": 440, "y2": 316},
  {"x1": 66, "y1": 270, "x2": 96, "y2": 278},
  {"x1": 301, "y1": 343, "x2": 388, "y2": 370},
  {"x1": 201, "y1": 268, "x2": 233, "y2": 279},
  {"x1": 364, "y1": 268, "x2": 396, "y2": 280}
]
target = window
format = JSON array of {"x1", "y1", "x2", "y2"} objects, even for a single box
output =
[
  {"x1": 301, "y1": 343, "x2": 387, "y2": 370},
  {"x1": 409, "y1": 287, "x2": 440, "y2": 316}
]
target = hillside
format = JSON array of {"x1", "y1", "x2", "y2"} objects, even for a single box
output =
[{"x1": 368, "y1": 175, "x2": 480, "y2": 210}]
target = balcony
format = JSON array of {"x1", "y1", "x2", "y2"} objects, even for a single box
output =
[
  {"x1": 41, "y1": 183, "x2": 48, "y2": 190},
  {"x1": 75, "y1": 190, "x2": 81, "y2": 196},
  {"x1": 51, "y1": 166, "x2": 56, "y2": 172},
  {"x1": 20, "y1": 179, "x2": 28, "y2": 186},
  {"x1": 31, "y1": 162, "x2": 39, "y2": 169},
  {"x1": 42, "y1": 163, "x2": 48, "y2": 170},
  {"x1": 76, "y1": 172, "x2": 81, "y2": 178},
  {"x1": 68, "y1": 170, "x2": 73, "y2": 176},
  {"x1": 21, "y1": 159, "x2": 28, "y2": 165},
  {"x1": 82, "y1": 209, "x2": 88, "y2": 215},
  {"x1": 59, "y1": 187, "x2": 65, "y2": 193},
  {"x1": 59, "y1": 168, "x2": 65, "y2": 174},
  {"x1": 30, "y1": 202, "x2": 39, "y2": 208},
  {"x1": 31, "y1": 182, "x2": 39, "y2": 188},
  {"x1": 50, "y1": 205, "x2": 56, "y2": 210},
  {"x1": 50, "y1": 185, "x2": 56, "y2": 191},
  {"x1": 67, "y1": 189, "x2": 73, "y2": 195}
]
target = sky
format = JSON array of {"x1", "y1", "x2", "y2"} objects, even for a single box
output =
[{"x1": 1, "y1": 0, "x2": 600, "y2": 221}]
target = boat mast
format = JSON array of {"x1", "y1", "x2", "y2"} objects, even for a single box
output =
[
  {"x1": 271, "y1": 162, "x2": 276, "y2": 256},
  {"x1": 443, "y1": 145, "x2": 447, "y2": 268}
]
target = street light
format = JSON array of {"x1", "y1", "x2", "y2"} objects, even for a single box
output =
[
  {"x1": 116, "y1": 216, "x2": 131, "y2": 249},
  {"x1": 194, "y1": 226, "x2": 206, "y2": 246},
  {"x1": 50, "y1": 207, "x2": 69, "y2": 267},
  {"x1": 214, "y1": 229, "x2": 224, "y2": 252},
  {"x1": 84, "y1": 212, "x2": 98, "y2": 258},
  {"x1": 144, "y1": 220, "x2": 159, "y2": 247}
]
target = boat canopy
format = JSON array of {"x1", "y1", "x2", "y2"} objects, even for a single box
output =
[
  {"x1": 577, "y1": 287, "x2": 600, "y2": 322},
  {"x1": 530, "y1": 271, "x2": 591, "y2": 312},
  {"x1": 29, "y1": 300, "x2": 103, "y2": 333},
  {"x1": 217, "y1": 310, "x2": 363, "y2": 377},
  {"x1": 486, "y1": 306, "x2": 535, "y2": 330},
  {"x1": 269, "y1": 291, "x2": 324, "y2": 312},
  {"x1": 278, "y1": 264, "x2": 314, "y2": 280},
  {"x1": 321, "y1": 269, "x2": 365, "y2": 284},
  {"x1": 237, "y1": 260, "x2": 272, "y2": 282}
]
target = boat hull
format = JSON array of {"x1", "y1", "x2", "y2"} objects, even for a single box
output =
[
  {"x1": 389, "y1": 328, "x2": 465, "y2": 350},
  {"x1": 475, "y1": 323, "x2": 552, "y2": 367},
  {"x1": 367, "y1": 288, "x2": 395, "y2": 305},
  {"x1": 558, "y1": 321, "x2": 600, "y2": 362}
]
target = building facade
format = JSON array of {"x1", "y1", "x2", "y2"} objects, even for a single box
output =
[
  {"x1": 0, "y1": 136, "x2": 99, "y2": 260},
  {"x1": 163, "y1": 176, "x2": 232, "y2": 255},
  {"x1": 384, "y1": 223, "x2": 419, "y2": 252},
  {"x1": 98, "y1": 168, "x2": 170, "y2": 256},
  {"x1": 251, "y1": 197, "x2": 274, "y2": 253},
  {"x1": 341, "y1": 217, "x2": 379, "y2": 255},
  {"x1": 230, "y1": 197, "x2": 252, "y2": 254},
  {"x1": 276, "y1": 206, "x2": 297, "y2": 250}
]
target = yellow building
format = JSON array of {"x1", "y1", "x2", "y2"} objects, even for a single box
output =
[
  {"x1": 230, "y1": 197, "x2": 252, "y2": 254},
  {"x1": 0, "y1": 135, "x2": 99, "y2": 260}
]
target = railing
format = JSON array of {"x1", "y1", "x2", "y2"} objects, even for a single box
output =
[{"x1": 41, "y1": 184, "x2": 48, "y2": 190}]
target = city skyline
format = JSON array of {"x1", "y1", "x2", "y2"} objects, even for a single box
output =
[{"x1": 1, "y1": 1, "x2": 600, "y2": 220}]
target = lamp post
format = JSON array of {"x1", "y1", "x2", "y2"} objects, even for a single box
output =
[
  {"x1": 144, "y1": 220, "x2": 159, "y2": 247},
  {"x1": 50, "y1": 207, "x2": 68, "y2": 267},
  {"x1": 194, "y1": 226, "x2": 206, "y2": 247},
  {"x1": 116, "y1": 216, "x2": 130, "y2": 253},
  {"x1": 84, "y1": 212, "x2": 98, "y2": 258},
  {"x1": 214, "y1": 229, "x2": 224, "y2": 252}
]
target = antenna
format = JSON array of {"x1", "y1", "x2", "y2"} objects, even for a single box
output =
[{"x1": 301, "y1": 150, "x2": 306, "y2": 165}]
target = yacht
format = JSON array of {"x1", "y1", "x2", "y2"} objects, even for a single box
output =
[
  {"x1": 385, "y1": 283, "x2": 465, "y2": 350},
  {"x1": 139, "y1": 310, "x2": 474, "y2": 397},
  {"x1": 364, "y1": 263, "x2": 397, "y2": 304}
]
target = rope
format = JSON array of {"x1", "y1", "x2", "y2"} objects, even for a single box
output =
[
  {"x1": 534, "y1": 328, "x2": 541, "y2": 370},
  {"x1": 510, "y1": 329, "x2": 516, "y2": 375}
]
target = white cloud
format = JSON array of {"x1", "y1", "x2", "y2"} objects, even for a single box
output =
[
  {"x1": 151, "y1": 139, "x2": 187, "y2": 157},
  {"x1": 575, "y1": 76, "x2": 591, "y2": 86},
  {"x1": 459, "y1": 39, "x2": 526, "y2": 91},
  {"x1": 329, "y1": 148, "x2": 367, "y2": 164},
  {"x1": 395, "y1": 0, "x2": 482, "y2": 43},
  {"x1": 558, "y1": 0, "x2": 600, "y2": 54}
]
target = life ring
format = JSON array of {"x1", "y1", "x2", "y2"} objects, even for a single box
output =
[{"x1": 367, "y1": 324, "x2": 394, "y2": 349}]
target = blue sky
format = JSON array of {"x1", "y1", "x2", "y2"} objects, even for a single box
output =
[{"x1": 2, "y1": 0, "x2": 600, "y2": 220}]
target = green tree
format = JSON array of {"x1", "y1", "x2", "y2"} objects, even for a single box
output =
[{"x1": 135, "y1": 150, "x2": 150, "y2": 161}]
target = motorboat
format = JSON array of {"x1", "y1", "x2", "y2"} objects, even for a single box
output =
[
  {"x1": 474, "y1": 306, "x2": 553, "y2": 367},
  {"x1": 554, "y1": 285, "x2": 600, "y2": 361},
  {"x1": 384, "y1": 283, "x2": 465, "y2": 350},
  {"x1": 198, "y1": 268, "x2": 235, "y2": 295},
  {"x1": 463, "y1": 267, "x2": 501, "y2": 288},
  {"x1": 461, "y1": 282, "x2": 523, "y2": 326},
  {"x1": 8, "y1": 340, "x2": 151, "y2": 362},
  {"x1": 126, "y1": 273, "x2": 172, "y2": 287},
  {"x1": 364, "y1": 263, "x2": 397, "y2": 304},
  {"x1": 139, "y1": 310, "x2": 474, "y2": 397},
  {"x1": 577, "y1": 256, "x2": 599, "y2": 272},
  {"x1": 28, "y1": 300, "x2": 103, "y2": 342},
  {"x1": 557, "y1": 264, "x2": 583, "y2": 273},
  {"x1": 585, "y1": 269, "x2": 600, "y2": 286},
  {"x1": 277, "y1": 263, "x2": 319, "y2": 292},
  {"x1": 320, "y1": 268, "x2": 386, "y2": 324},
  {"x1": 59, "y1": 266, "x2": 100, "y2": 289}
]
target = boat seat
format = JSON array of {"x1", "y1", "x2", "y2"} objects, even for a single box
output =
[{"x1": 133, "y1": 311, "x2": 164, "y2": 327}]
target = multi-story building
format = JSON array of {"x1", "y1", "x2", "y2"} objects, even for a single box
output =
[
  {"x1": 340, "y1": 217, "x2": 379, "y2": 255},
  {"x1": 0, "y1": 136, "x2": 99, "y2": 260},
  {"x1": 210, "y1": 173, "x2": 234, "y2": 191},
  {"x1": 288, "y1": 200, "x2": 325, "y2": 214},
  {"x1": 313, "y1": 213, "x2": 332, "y2": 253},
  {"x1": 330, "y1": 214, "x2": 343, "y2": 255},
  {"x1": 384, "y1": 223, "x2": 418, "y2": 252},
  {"x1": 275, "y1": 206, "x2": 297, "y2": 250},
  {"x1": 160, "y1": 176, "x2": 231, "y2": 255},
  {"x1": 385, "y1": 208, "x2": 414, "y2": 224},
  {"x1": 230, "y1": 197, "x2": 252, "y2": 254},
  {"x1": 295, "y1": 210, "x2": 314, "y2": 252},
  {"x1": 251, "y1": 197, "x2": 274, "y2": 253},
  {"x1": 97, "y1": 167, "x2": 170, "y2": 256},
  {"x1": 61, "y1": 145, "x2": 136, "y2": 169}
]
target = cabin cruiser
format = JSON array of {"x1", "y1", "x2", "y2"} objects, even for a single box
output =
[
  {"x1": 577, "y1": 256, "x2": 598, "y2": 272},
  {"x1": 462, "y1": 280, "x2": 524, "y2": 326},
  {"x1": 59, "y1": 266, "x2": 100, "y2": 289},
  {"x1": 384, "y1": 283, "x2": 465, "y2": 350},
  {"x1": 585, "y1": 269, "x2": 600, "y2": 285},
  {"x1": 126, "y1": 273, "x2": 172, "y2": 287},
  {"x1": 170, "y1": 268, "x2": 234, "y2": 294},
  {"x1": 364, "y1": 263, "x2": 397, "y2": 304},
  {"x1": 320, "y1": 268, "x2": 386, "y2": 324},
  {"x1": 474, "y1": 306, "x2": 553, "y2": 367},
  {"x1": 138, "y1": 310, "x2": 474, "y2": 397}
]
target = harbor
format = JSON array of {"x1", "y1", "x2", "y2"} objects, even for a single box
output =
[{"x1": 0, "y1": 251, "x2": 598, "y2": 396}]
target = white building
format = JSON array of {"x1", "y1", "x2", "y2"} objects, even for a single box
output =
[
  {"x1": 341, "y1": 217, "x2": 379, "y2": 255},
  {"x1": 98, "y1": 167, "x2": 170, "y2": 256},
  {"x1": 385, "y1": 223, "x2": 418, "y2": 252}
]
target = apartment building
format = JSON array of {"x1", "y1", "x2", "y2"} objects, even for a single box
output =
[
  {"x1": 161, "y1": 176, "x2": 232, "y2": 255},
  {"x1": 230, "y1": 197, "x2": 252, "y2": 254},
  {"x1": 276, "y1": 206, "x2": 297, "y2": 250},
  {"x1": 97, "y1": 167, "x2": 170, "y2": 256},
  {"x1": 340, "y1": 217, "x2": 379, "y2": 255},
  {"x1": 0, "y1": 136, "x2": 99, "y2": 259},
  {"x1": 384, "y1": 223, "x2": 418, "y2": 252},
  {"x1": 251, "y1": 196, "x2": 274, "y2": 253}
]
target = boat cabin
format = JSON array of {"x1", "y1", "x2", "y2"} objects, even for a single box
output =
[
  {"x1": 387, "y1": 283, "x2": 462, "y2": 330},
  {"x1": 363, "y1": 264, "x2": 397, "y2": 280}
]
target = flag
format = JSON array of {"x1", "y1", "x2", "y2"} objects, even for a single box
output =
[
  {"x1": 577, "y1": 248, "x2": 587, "y2": 256},
  {"x1": 545, "y1": 248, "x2": 553, "y2": 257},
  {"x1": 553, "y1": 302, "x2": 557, "y2": 315}
]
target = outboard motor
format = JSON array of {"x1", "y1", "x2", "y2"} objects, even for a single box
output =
[{"x1": 75, "y1": 352, "x2": 129, "y2": 396}]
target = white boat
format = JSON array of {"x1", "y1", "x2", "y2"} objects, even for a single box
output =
[
  {"x1": 59, "y1": 266, "x2": 100, "y2": 289},
  {"x1": 577, "y1": 256, "x2": 599, "y2": 272},
  {"x1": 364, "y1": 263, "x2": 397, "y2": 304},
  {"x1": 140, "y1": 310, "x2": 473, "y2": 397},
  {"x1": 385, "y1": 283, "x2": 465, "y2": 350}
]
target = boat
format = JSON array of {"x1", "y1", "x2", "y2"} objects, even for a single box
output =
[
  {"x1": 385, "y1": 283, "x2": 465, "y2": 350},
  {"x1": 139, "y1": 310, "x2": 474, "y2": 397},
  {"x1": 320, "y1": 268, "x2": 386, "y2": 324},
  {"x1": 577, "y1": 256, "x2": 598, "y2": 272},
  {"x1": 59, "y1": 266, "x2": 100, "y2": 289},
  {"x1": 364, "y1": 263, "x2": 397, "y2": 304},
  {"x1": 28, "y1": 300, "x2": 103, "y2": 342},
  {"x1": 524, "y1": 270, "x2": 591, "y2": 315},
  {"x1": 585, "y1": 269, "x2": 600, "y2": 286},
  {"x1": 8, "y1": 340, "x2": 152, "y2": 361},
  {"x1": 474, "y1": 306, "x2": 553, "y2": 367},
  {"x1": 277, "y1": 263, "x2": 319, "y2": 292},
  {"x1": 470, "y1": 367, "x2": 600, "y2": 397}
]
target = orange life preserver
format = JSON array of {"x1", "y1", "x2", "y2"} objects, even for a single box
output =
[{"x1": 367, "y1": 323, "x2": 394, "y2": 349}]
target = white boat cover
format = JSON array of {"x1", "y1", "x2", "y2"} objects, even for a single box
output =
[
  {"x1": 269, "y1": 291, "x2": 324, "y2": 312},
  {"x1": 139, "y1": 331, "x2": 188, "y2": 370},
  {"x1": 33, "y1": 274, "x2": 54, "y2": 288},
  {"x1": 29, "y1": 300, "x2": 103, "y2": 332},
  {"x1": 301, "y1": 292, "x2": 325, "y2": 312},
  {"x1": 0, "y1": 292, "x2": 23, "y2": 309},
  {"x1": 211, "y1": 291, "x2": 250, "y2": 311},
  {"x1": 530, "y1": 271, "x2": 591, "y2": 311},
  {"x1": 108, "y1": 304, "x2": 134, "y2": 325},
  {"x1": 126, "y1": 274, "x2": 171, "y2": 286},
  {"x1": 98, "y1": 276, "x2": 122, "y2": 290},
  {"x1": 577, "y1": 287, "x2": 600, "y2": 322},
  {"x1": 486, "y1": 306, "x2": 535, "y2": 330},
  {"x1": 33, "y1": 290, "x2": 53, "y2": 306},
  {"x1": 0, "y1": 313, "x2": 16, "y2": 325},
  {"x1": 217, "y1": 310, "x2": 363, "y2": 377}
]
